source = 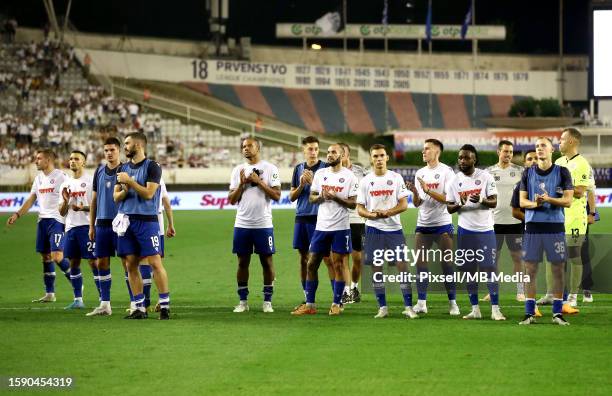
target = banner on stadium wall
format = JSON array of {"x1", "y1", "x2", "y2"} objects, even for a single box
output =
[
  {"x1": 84, "y1": 49, "x2": 562, "y2": 97},
  {"x1": 394, "y1": 130, "x2": 563, "y2": 153},
  {"x1": 4, "y1": 188, "x2": 612, "y2": 212},
  {"x1": 275, "y1": 24, "x2": 506, "y2": 40}
]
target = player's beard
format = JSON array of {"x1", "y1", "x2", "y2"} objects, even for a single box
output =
[
  {"x1": 328, "y1": 157, "x2": 341, "y2": 167},
  {"x1": 125, "y1": 148, "x2": 136, "y2": 158}
]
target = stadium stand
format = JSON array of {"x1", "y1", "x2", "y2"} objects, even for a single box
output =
[
  {"x1": 0, "y1": 40, "x2": 299, "y2": 170},
  {"x1": 183, "y1": 82, "x2": 521, "y2": 132}
]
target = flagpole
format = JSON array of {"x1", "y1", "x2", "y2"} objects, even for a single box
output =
[
  {"x1": 428, "y1": 0, "x2": 433, "y2": 129},
  {"x1": 383, "y1": 0, "x2": 389, "y2": 133},
  {"x1": 343, "y1": 0, "x2": 348, "y2": 134},
  {"x1": 472, "y1": 0, "x2": 477, "y2": 127}
]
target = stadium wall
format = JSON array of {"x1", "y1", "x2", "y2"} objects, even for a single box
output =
[{"x1": 77, "y1": 49, "x2": 587, "y2": 100}]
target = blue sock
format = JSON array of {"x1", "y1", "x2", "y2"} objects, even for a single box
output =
[
  {"x1": 133, "y1": 293, "x2": 145, "y2": 310},
  {"x1": 57, "y1": 258, "x2": 70, "y2": 281},
  {"x1": 563, "y1": 291, "x2": 568, "y2": 302},
  {"x1": 125, "y1": 271, "x2": 134, "y2": 302},
  {"x1": 373, "y1": 282, "x2": 387, "y2": 307},
  {"x1": 140, "y1": 265, "x2": 152, "y2": 307},
  {"x1": 330, "y1": 279, "x2": 335, "y2": 292},
  {"x1": 91, "y1": 267, "x2": 101, "y2": 300},
  {"x1": 263, "y1": 285, "x2": 273, "y2": 302},
  {"x1": 487, "y1": 272, "x2": 499, "y2": 305},
  {"x1": 443, "y1": 265, "x2": 456, "y2": 300},
  {"x1": 525, "y1": 298, "x2": 536, "y2": 315},
  {"x1": 70, "y1": 267, "x2": 83, "y2": 298},
  {"x1": 305, "y1": 280, "x2": 318, "y2": 304},
  {"x1": 416, "y1": 267, "x2": 428, "y2": 300},
  {"x1": 553, "y1": 298, "x2": 563, "y2": 314},
  {"x1": 237, "y1": 282, "x2": 249, "y2": 301},
  {"x1": 400, "y1": 282, "x2": 413, "y2": 307},
  {"x1": 159, "y1": 292, "x2": 170, "y2": 309},
  {"x1": 467, "y1": 281, "x2": 478, "y2": 306},
  {"x1": 333, "y1": 280, "x2": 345, "y2": 305},
  {"x1": 43, "y1": 261, "x2": 55, "y2": 293},
  {"x1": 98, "y1": 268, "x2": 111, "y2": 302}
]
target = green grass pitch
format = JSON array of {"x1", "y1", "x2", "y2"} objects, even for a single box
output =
[{"x1": 1, "y1": 209, "x2": 611, "y2": 395}]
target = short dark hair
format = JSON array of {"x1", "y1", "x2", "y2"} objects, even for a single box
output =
[
  {"x1": 302, "y1": 136, "x2": 319, "y2": 145},
  {"x1": 536, "y1": 136, "x2": 553, "y2": 145},
  {"x1": 126, "y1": 131, "x2": 147, "y2": 145},
  {"x1": 338, "y1": 142, "x2": 350, "y2": 155},
  {"x1": 425, "y1": 138, "x2": 444, "y2": 152},
  {"x1": 369, "y1": 144, "x2": 387, "y2": 154},
  {"x1": 36, "y1": 148, "x2": 56, "y2": 160},
  {"x1": 498, "y1": 140, "x2": 513, "y2": 149},
  {"x1": 241, "y1": 136, "x2": 261, "y2": 150},
  {"x1": 524, "y1": 149, "x2": 536, "y2": 159},
  {"x1": 563, "y1": 127, "x2": 582, "y2": 142},
  {"x1": 459, "y1": 144, "x2": 479, "y2": 165},
  {"x1": 71, "y1": 150, "x2": 87, "y2": 160},
  {"x1": 104, "y1": 137, "x2": 121, "y2": 147}
]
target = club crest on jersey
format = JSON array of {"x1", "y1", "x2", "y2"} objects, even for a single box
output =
[
  {"x1": 324, "y1": 177, "x2": 327, "y2": 181},
  {"x1": 475, "y1": 180, "x2": 481, "y2": 185},
  {"x1": 435, "y1": 174, "x2": 440, "y2": 179},
  {"x1": 495, "y1": 176, "x2": 500, "y2": 181},
  {"x1": 339, "y1": 178, "x2": 345, "y2": 183},
  {"x1": 106, "y1": 181, "x2": 111, "y2": 188},
  {"x1": 370, "y1": 181, "x2": 375, "y2": 186},
  {"x1": 387, "y1": 180, "x2": 393, "y2": 185},
  {"x1": 50, "y1": 179, "x2": 55, "y2": 184},
  {"x1": 539, "y1": 182, "x2": 546, "y2": 190},
  {"x1": 81, "y1": 183, "x2": 86, "y2": 188},
  {"x1": 510, "y1": 172, "x2": 516, "y2": 177}
]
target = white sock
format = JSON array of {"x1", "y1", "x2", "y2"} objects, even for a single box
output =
[
  {"x1": 351, "y1": 282, "x2": 359, "y2": 289},
  {"x1": 100, "y1": 301, "x2": 110, "y2": 308},
  {"x1": 75, "y1": 297, "x2": 83, "y2": 302},
  {"x1": 517, "y1": 282, "x2": 524, "y2": 294},
  {"x1": 417, "y1": 299, "x2": 426, "y2": 305}
]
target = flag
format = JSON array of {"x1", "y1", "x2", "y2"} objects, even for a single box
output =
[
  {"x1": 461, "y1": 2, "x2": 473, "y2": 40},
  {"x1": 315, "y1": 11, "x2": 342, "y2": 35},
  {"x1": 382, "y1": 0, "x2": 389, "y2": 26},
  {"x1": 425, "y1": 0, "x2": 432, "y2": 42}
]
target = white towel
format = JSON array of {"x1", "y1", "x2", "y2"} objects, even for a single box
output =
[{"x1": 112, "y1": 213, "x2": 130, "y2": 236}]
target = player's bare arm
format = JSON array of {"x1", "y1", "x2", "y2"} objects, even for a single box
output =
[
  {"x1": 113, "y1": 182, "x2": 128, "y2": 202},
  {"x1": 6, "y1": 193, "x2": 36, "y2": 226},
  {"x1": 331, "y1": 194, "x2": 356, "y2": 210},
  {"x1": 249, "y1": 171, "x2": 281, "y2": 201},
  {"x1": 228, "y1": 169, "x2": 248, "y2": 204},
  {"x1": 59, "y1": 186, "x2": 70, "y2": 217},
  {"x1": 512, "y1": 206, "x2": 525, "y2": 221},
  {"x1": 357, "y1": 203, "x2": 379, "y2": 220},
  {"x1": 539, "y1": 189, "x2": 573, "y2": 208},
  {"x1": 309, "y1": 190, "x2": 323, "y2": 204},
  {"x1": 162, "y1": 196, "x2": 176, "y2": 238},
  {"x1": 89, "y1": 191, "x2": 97, "y2": 240},
  {"x1": 289, "y1": 170, "x2": 312, "y2": 202},
  {"x1": 118, "y1": 171, "x2": 159, "y2": 200},
  {"x1": 519, "y1": 190, "x2": 539, "y2": 209},
  {"x1": 471, "y1": 194, "x2": 497, "y2": 209},
  {"x1": 405, "y1": 181, "x2": 422, "y2": 207},
  {"x1": 572, "y1": 185, "x2": 586, "y2": 199},
  {"x1": 416, "y1": 176, "x2": 447, "y2": 204}
]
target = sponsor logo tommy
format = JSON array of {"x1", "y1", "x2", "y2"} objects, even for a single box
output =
[
  {"x1": 39, "y1": 188, "x2": 55, "y2": 194},
  {"x1": 369, "y1": 189, "x2": 394, "y2": 197},
  {"x1": 459, "y1": 188, "x2": 482, "y2": 199},
  {"x1": 322, "y1": 185, "x2": 344, "y2": 193}
]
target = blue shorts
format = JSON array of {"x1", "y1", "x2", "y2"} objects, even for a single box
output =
[
  {"x1": 35, "y1": 218, "x2": 65, "y2": 254},
  {"x1": 522, "y1": 232, "x2": 566, "y2": 263},
  {"x1": 364, "y1": 227, "x2": 406, "y2": 266},
  {"x1": 64, "y1": 225, "x2": 95, "y2": 260},
  {"x1": 456, "y1": 226, "x2": 496, "y2": 269},
  {"x1": 415, "y1": 224, "x2": 454, "y2": 235},
  {"x1": 95, "y1": 224, "x2": 117, "y2": 258},
  {"x1": 117, "y1": 220, "x2": 162, "y2": 258},
  {"x1": 233, "y1": 227, "x2": 275, "y2": 256},
  {"x1": 293, "y1": 221, "x2": 316, "y2": 251},
  {"x1": 309, "y1": 229, "x2": 352, "y2": 255}
]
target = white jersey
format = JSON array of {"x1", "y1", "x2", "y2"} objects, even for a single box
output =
[
  {"x1": 486, "y1": 163, "x2": 523, "y2": 225},
  {"x1": 414, "y1": 163, "x2": 455, "y2": 227},
  {"x1": 157, "y1": 178, "x2": 169, "y2": 236},
  {"x1": 311, "y1": 167, "x2": 358, "y2": 231},
  {"x1": 230, "y1": 160, "x2": 281, "y2": 229},
  {"x1": 30, "y1": 168, "x2": 68, "y2": 223},
  {"x1": 446, "y1": 168, "x2": 497, "y2": 232},
  {"x1": 357, "y1": 170, "x2": 409, "y2": 232},
  {"x1": 59, "y1": 173, "x2": 93, "y2": 232},
  {"x1": 347, "y1": 164, "x2": 367, "y2": 224}
]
